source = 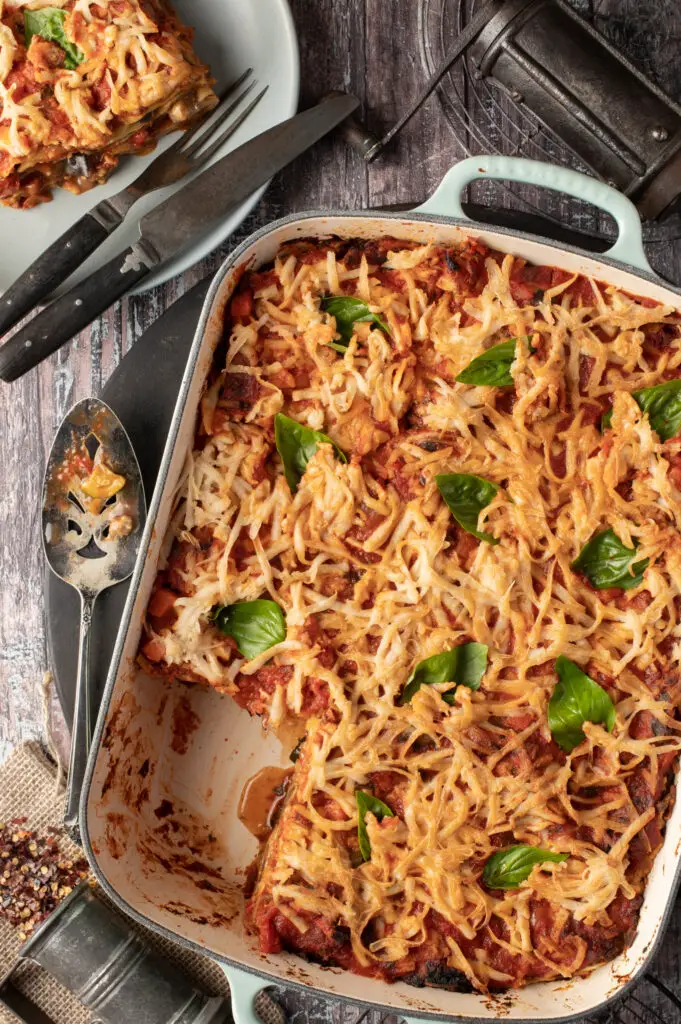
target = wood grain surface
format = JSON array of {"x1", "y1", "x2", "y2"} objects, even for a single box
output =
[{"x1": 1, "y1": 0, "x2": 681, "y2": 1021}]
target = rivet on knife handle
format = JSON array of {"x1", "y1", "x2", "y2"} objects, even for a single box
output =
[
  {"x1": 0, "y1": 245, "x2": 154, "y2": 382},
  {"x1": 0, "y1": 205, "x2": 124, "y2": 340}
]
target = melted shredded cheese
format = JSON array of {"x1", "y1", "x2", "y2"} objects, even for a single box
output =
[{"x1": 141, "y1": 238, "x2": 681, "y2": 992}]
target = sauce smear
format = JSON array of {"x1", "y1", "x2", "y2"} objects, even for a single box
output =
[{"x1": 238, "y1": 766, "x2": 292, "y2": 840}]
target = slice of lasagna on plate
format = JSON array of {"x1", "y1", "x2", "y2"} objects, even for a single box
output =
[{"x1": 0, "y1": 0, "x2": 216, "y2": 208}]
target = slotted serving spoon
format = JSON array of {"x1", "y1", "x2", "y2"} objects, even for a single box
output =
[{"x1": 42, "y1": 398, "x2": 145, "y2": 841}]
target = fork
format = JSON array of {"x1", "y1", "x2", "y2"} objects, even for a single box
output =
[{"x1": 0, "y1": 69, "x2": 267, "y2": 339}]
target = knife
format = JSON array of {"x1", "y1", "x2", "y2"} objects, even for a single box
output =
[{"x1": 0, "y1": 93, "x2": 359, "y2": 382}]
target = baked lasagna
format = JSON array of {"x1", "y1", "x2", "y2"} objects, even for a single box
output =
[
  {"x1": 0, "y1": 0, "x2": 216, "y2": 208},
  {"x1": 139, "y1": 234, "x2": 681, "y2": 993}
]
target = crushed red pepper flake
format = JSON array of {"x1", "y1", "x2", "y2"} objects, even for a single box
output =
[{"x1": 0, "y1": 818, "x2": 90, "y2": 941}]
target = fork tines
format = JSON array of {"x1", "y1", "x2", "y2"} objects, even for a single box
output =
[{"x1": 174, "y1": 68, "x2": 269, "y2": 165}]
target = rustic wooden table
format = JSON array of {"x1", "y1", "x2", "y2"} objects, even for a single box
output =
[{"x1": 2, "y1": 0, "x2": 681, "y2": 1021}]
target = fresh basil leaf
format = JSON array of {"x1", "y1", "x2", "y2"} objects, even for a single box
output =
[
  {"x1": 321, "y1": 295, "x2": 390, "y2": 351},
  {"x1": 571, "y1": 528, "x2": 649, "y2": 591},
  {"x1": 456, "y1": 337, "x2": 530, "y2": 387},
  {"x1": 482, "y1": 845, "x2": 568, "y2": 890},
  {"x1": 24, "y1": 9, "x2": 84, "y2": 70},
  {"x1": 211, "y1": 599, "x2": 286, "y2": 660},
  {"x1": 399, "y1": 642, "x2": 488, "y2": 705},
  {"x1": 274, "y1": 413, "x2": 347, "y2": 493},
  {"x1": 435, "y1": 473, "x2": 499, "y2": 545},
  {"x1": 548, "y1": 656, "x2": 616, "y2": 752},
  {"x1": 356, "y1": 790, "x2": 394, "y2": 862},
  {"x1": 602, "y1": 379, "x2": 681, "y2": 441},
  {"x1": 600, "y1": 407, "x2": 613, "y2": 432},
  {"x1": 636, "y1": 380, "x2": 681, "y2": 440}
]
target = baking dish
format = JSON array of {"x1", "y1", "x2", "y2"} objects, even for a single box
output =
[{"x1": 80, "y1": 155, "x2": 681, "y2": 1024}]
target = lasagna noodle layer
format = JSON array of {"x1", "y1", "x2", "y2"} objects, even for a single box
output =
[
  {"x1": 139, "y1": 236, "x2": 681, "y2": 992},
  {"x1": 0, "y1": 0, "x2": 216, "y2": 207}
]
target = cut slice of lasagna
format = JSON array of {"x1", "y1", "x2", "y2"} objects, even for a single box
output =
[
  {"x1": 247, "y1": 688, "x2": 673, "y2": 993},
  {"x1": 0, "y1": 0, "x2": 216, "y2": 208}
]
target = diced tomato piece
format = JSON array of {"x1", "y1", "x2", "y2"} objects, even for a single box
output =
[
  {"x1": 148, "y1": 587, "x2": 177, "y2": 618},
  {"x1": 148, "y1": 587, "x2": 178, "y2": 628},
  {"x1": 233, "y1": 665, "x2": 293, "y2": 716},
  {"x1": 141, "y1": 637, "x2": 165, "y2": 662},
  {"x1": 252, "y1": 903, "x2": 283, "y2": 953},
  {"x1": 91, "y1": 75, "x2": 112, "y2": 111},
  {"x1": 230, "y1": 289, "x2": 254, "y2": 322},
  {"x1": 580, "y1": 401, "x2": 603, "y2": 426},
  {"x1": 301, "y1": 677, "x2": 331, "y2": 714},
  {"x1": 579, "y1": 355, "x2": 595, "y2": 394},
  {"x1": 130, "y1": 129, "x2": 151, "y2": 148},
  {"x1": 668, "y1": 452, "x2": 681, "y2": 489}
]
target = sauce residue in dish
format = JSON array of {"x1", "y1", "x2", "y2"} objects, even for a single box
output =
[{"x1": 238, "y1": 766, "x2": 292, "y2": 840}]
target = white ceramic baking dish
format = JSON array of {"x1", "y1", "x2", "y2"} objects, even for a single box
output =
[{"x1": 81, "y1": 156, "x2": 681, "y2": 1024}]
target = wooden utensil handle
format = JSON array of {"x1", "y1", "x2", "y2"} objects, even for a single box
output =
[
  {"x1": 0, "y1": 213, "x2": 115, "y2": 340},
  {"x1": 0, "y1": 246, "x2": 152, "y2": 382}
]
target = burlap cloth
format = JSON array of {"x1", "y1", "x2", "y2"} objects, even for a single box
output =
[{"x1": 0, "y1": 742, "x2": 233, "y2": 1024}]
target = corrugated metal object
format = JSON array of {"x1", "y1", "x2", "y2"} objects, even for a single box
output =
[
  {"x1": 346, "y1": 0, "x2": 681, "y2": 220},
  {"x1": 471, "y1": 0, "x2": 681, "y2": 219},
  {"x1": 0, "y1": 884, "x2": 231, "y2": 1024}
]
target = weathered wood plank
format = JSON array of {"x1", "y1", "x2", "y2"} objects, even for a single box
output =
[{"x1": 0, "y1": 363, "x2": 48, "y2": 766}]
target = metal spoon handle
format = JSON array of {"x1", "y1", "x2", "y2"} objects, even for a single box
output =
[{"x1": 64, "y1": 590, "x2": 96, "y2": 841}]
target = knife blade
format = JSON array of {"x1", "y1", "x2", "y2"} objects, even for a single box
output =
[
  {"x1": 138, "y1": 92, "x2": 358, "y2": 266},
  {"x1": 0, "y1": 93, "x2": 359, "y2": 382}
]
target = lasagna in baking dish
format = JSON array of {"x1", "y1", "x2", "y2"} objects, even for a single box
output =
[
  {"x1": 140, "y1": 234, "x2": 681, "y2": 993},
  {"x1": 0, "y1": 0, "x2": 216, "y2": 208}
]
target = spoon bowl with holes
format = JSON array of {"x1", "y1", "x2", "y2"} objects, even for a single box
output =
[{"x1": 42, "y1": 397, "x2": 145, "y2": 842}]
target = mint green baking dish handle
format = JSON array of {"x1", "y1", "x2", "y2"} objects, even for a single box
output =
[
  {"x1": 223, "y1": 966, "x2": 270, "y2": 1024},
  {"x1": 223, "y1": 964, "x2": 439, "y2": 1024},
  {"x1": 415, "y1": 155, "x2": 653, "y2": 276}
]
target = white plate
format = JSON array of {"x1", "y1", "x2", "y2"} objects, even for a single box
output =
[{"x1": 0, "y1": 0, "x2": 299, "y2": 296}]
